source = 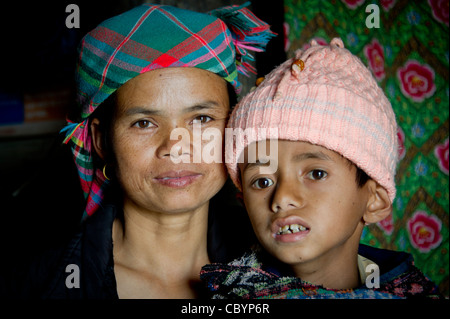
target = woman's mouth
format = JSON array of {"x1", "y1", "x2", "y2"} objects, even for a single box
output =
[{"x1": 154, "y1": 170, "x2": 202, "y2": 188}]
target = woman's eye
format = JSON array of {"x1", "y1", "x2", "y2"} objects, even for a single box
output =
[
  {"x1": 192, "y1": 115, "x2": 212, "y2": 125},
  {"x1": 307, "y1": 169, "x2": 328, "y2": 180},
  {"x1": 252, "y1": 177, "x2": 274, "y2": 189},
  {"x1": 134, "y1": 120, "x2": 154, "y2": 129}
]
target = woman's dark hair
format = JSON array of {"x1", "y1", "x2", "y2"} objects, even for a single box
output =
[
  {"x1": 90, "y1": 92, "x2": 122, "y2": 206},
  {"x1": 227, "y1": 81, "x2": 238, "y2": 109},
  {"x1": 90, "y1": 92, "x2": 117, "y2": 171}
]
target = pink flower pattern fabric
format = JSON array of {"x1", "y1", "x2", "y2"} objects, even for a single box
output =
[
  {"x1": 408, "y1": 211, "x2": 443, "y2": 253},
  {"x1": 397, "y1": 60, "x2": 436, "y2": 102}
]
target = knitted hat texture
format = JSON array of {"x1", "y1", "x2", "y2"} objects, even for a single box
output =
[{"x1": 226, "y1": 38, "x2": 398, "y2": 202}]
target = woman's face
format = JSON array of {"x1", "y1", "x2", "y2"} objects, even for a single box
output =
[{"x1": 109, "y1": 67, "x2": 230, "y2": 215}]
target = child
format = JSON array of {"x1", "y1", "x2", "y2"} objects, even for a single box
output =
[{"x1": 200, "y1": 38, "x2": 441, "y2": 299}]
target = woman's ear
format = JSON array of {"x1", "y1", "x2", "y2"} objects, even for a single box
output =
[
  {"x1": 363, "y1": 180, "x2": 392, "y2": 225},
  {"x1": 90, "y1": 118, "x2": 106, "y2": 161}
]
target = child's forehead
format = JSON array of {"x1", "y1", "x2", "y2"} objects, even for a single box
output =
[
  {"x1": 242, "y1": 139, "x2": 337, "y2": 158},
  {"x1": 239, "y1": 139, "x2": 356, "y2": 170}
]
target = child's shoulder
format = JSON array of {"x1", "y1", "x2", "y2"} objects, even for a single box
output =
[
  {"x1": 201, "y1": 244, "x2": 443, "y2": 299},
  {"x1": 200, "y1": 246, "x2": 276, "y2": 284},
  {"x1": 200, "y1": 246, "x2": 401, "y2": 299},
  {"x1": 200, "y1": 246, "x2": 284, "y2": 298},
  {"x1": 359, "y1": 244, "x2": 442, "y2": 298},
  {"x1": 358, "y1": 243, "x2": 412, "y2": 274}
]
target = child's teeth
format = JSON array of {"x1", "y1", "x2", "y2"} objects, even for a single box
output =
[{"x1": 277, "y1": 224, "x2": 307, "y2": 235}]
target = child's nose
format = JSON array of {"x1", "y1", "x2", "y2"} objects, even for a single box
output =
[{"x1": 270, "y1": 178, "x2": 303, "y2": 213}]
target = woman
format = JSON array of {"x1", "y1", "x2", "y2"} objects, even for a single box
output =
[{"x1": 3, "y1": 3, "x2": 273, "y2": 298}]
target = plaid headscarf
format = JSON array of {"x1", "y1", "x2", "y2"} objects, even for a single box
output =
[{"x1": 61, "y1": 2, "x2": 275, "y2": 219}]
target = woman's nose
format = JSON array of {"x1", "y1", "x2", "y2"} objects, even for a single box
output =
[
  {"x1": 156, "y1": 126, "x2": 192, "y2": 162},
  {"x1": 270, "y1": 177, "x2": 303, "y2": 214}
]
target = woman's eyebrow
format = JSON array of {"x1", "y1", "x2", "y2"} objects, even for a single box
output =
[
  {"x1": 124, "y1": 101, "x2": 220, "y2": 116},
  {"x1": 183, "y1": 101, "x2": 220, "y2": 113},
  {"x1": 124, "y1": 107, "x2": 161, "y2": 116}
]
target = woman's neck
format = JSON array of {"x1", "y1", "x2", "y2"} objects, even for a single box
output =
[{"x1": 112, "y1": 200, "x2": 210, "y2": 298}]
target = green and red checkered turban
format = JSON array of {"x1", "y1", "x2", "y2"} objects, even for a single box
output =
[{"x1": 61, "y1": 2, "x2": 275, "y2": 219}]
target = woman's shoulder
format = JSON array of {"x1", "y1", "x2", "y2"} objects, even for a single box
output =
[
  {"x1": 1, "y1": 204, "x2": 119, "y2": 299},
  {"x1": 0, "y1": 234, "x2": 80, "y2": 298}
]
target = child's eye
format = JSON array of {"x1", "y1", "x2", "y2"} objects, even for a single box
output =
[
  {"x1": 306, "y1": 169, "x2": 328, "y2": 180},
  {"x1": 252, "y1": 177, "x2": 274, "y2": 189},
  {"x1": 133, "y1": 120, "x2": 155, "y2": 129},
  {"x1": 192, "y1": 115, "x2": 213, "y2": 125}
]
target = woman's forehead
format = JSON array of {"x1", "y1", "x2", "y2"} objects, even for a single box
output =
[
  {"x1": 122, "y1": 67, "x2": 226, "y2": 88},
  {"x1": 114, "y1": 67, "x2": 229, "y2": 115}
]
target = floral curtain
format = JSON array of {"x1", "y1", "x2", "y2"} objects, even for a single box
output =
[{"x1": 284, "y1": 0, "x2": 449, "y2": 297}]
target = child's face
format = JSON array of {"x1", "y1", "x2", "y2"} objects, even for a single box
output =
[{"x1": 238, "y1": 140, "x2": 372, "y2": 274}]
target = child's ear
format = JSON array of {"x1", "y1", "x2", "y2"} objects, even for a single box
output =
[
  {"x1": 363, "y1": 180, "x2": 392, "y2": 225},
  {"x1": 90, "y1": 118, "x2": 106, "y2": 161}
]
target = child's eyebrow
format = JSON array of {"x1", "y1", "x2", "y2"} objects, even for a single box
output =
[
  {"x1": 242, "y1": 158, "x2": 272, "y2": 173},
  {"x1": 292, "y1": 151, "x2": 333, "y2": 162},
  {"x1": 242, "y1": 151, "x2": 333, "y2": 174}
]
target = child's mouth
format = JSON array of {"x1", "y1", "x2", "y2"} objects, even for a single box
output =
[
  {"x1": 271, "y1": 216, "x2": 311, "y2": 242},
  {"x1": 277, "y1": 224, "x2": 309, "y2": 235}
]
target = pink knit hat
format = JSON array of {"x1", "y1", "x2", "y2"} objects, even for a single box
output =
[{"x1": 226, "y1": 38, "x2": 398, "y2": 202}]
